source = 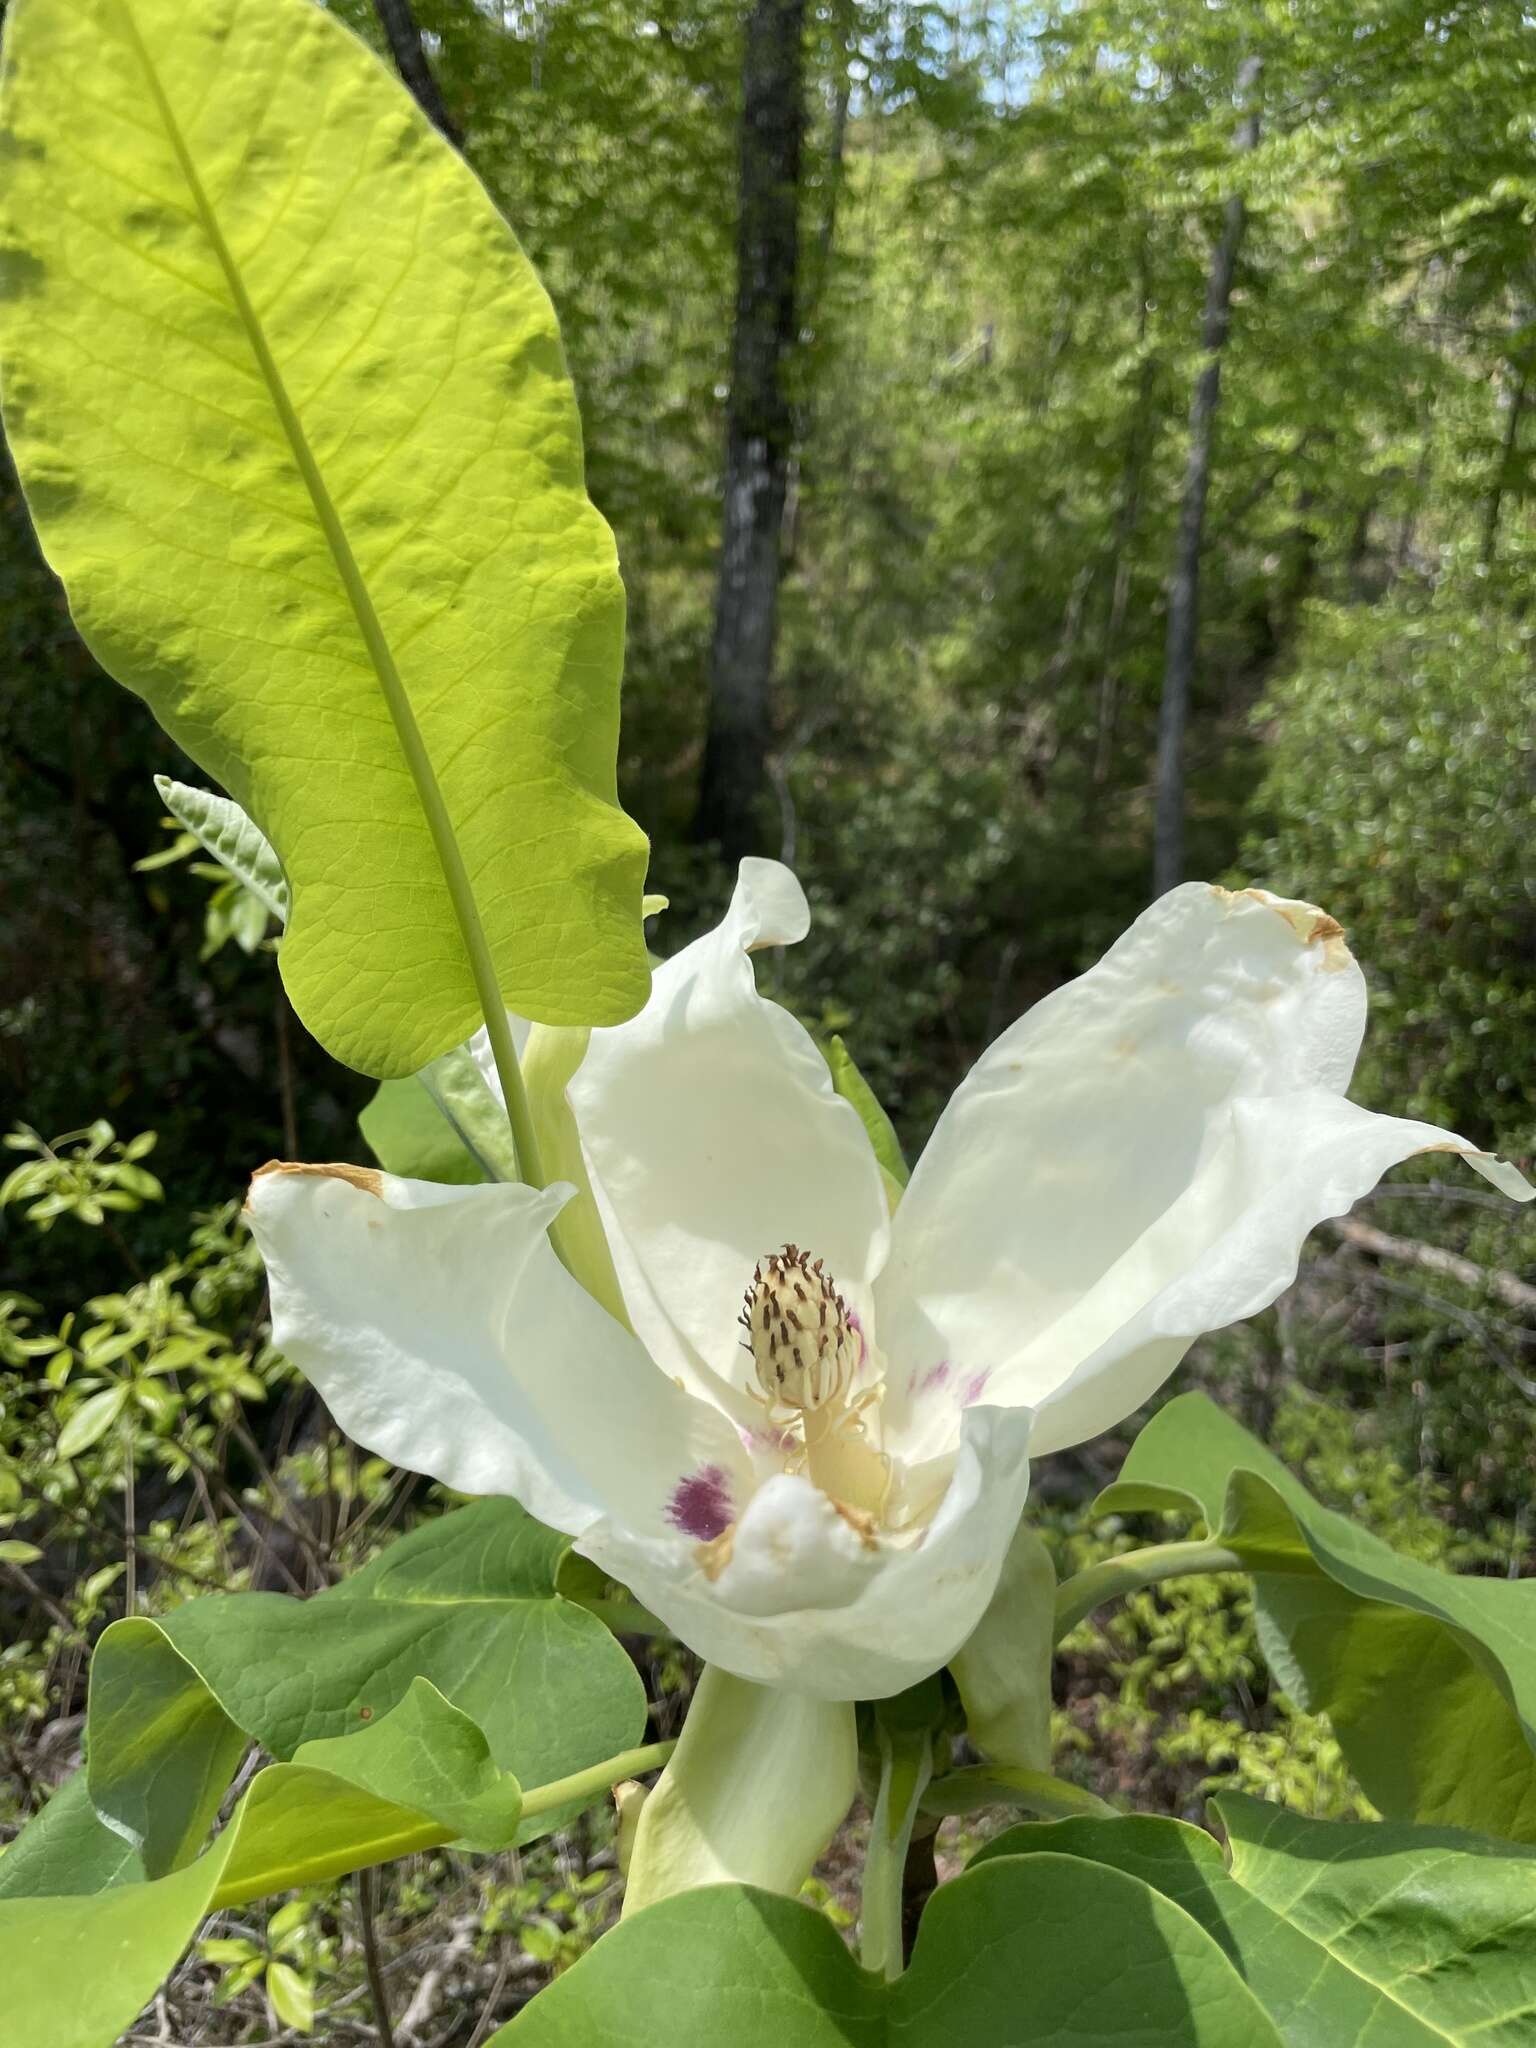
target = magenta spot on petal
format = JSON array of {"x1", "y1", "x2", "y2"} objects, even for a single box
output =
[
  {"x1": 959, "y1": 1370, "x2": 992, "y2": 1408},
  {"x1": 846, "y1": 1306, "x2": 868, "y2": 1368},
  {"x1": 912, "y1": 1359, "x2": 951, "y2": 1396},
  {"x1": 666, "y1": 1464, "x2": 733, "y2": 1541}
]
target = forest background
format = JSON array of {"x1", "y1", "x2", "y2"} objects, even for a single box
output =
[{"x1": 3, "y1": 0, "x2": 1536, "y2": 2038}]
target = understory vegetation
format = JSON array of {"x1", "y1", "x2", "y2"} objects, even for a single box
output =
[{"x1": 4, "y1": 0, "x2": 1535, "y2": 2035}]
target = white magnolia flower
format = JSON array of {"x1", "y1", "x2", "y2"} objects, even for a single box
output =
[{"x1": 247, "y1": 861, "x2": 1531, "y2": 1703}]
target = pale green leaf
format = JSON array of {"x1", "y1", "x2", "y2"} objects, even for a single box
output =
[
  {"x1": 153, "y1": 777, "x2": 288, "y2": 925},
  {"x1": 0, "y1": 0, "x2": 650, "y2": 1076},
  {"x1": 55, "y1": 1385, "x2": 129, "y2": 1460}
]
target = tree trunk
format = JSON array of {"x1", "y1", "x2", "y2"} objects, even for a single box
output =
[
  {"x1": 1152, "y1": 55, "x2": 1262, "y2": 897},
  {"x1": 693, "y1": 0, "x2": 807, "y2": 864},
  {"x1": 1480, "y1": 352, "x2": 1529, "y2": 569},
  {"x1": 1094, "y1": 241, "x2": 1157, "y2": 785},
  {"x1": 372, "y1": 0, "x2": 463, "y2": 148}
]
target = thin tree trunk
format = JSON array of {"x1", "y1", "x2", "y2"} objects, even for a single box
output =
[
  {"x1": 693, "y1": 0, "x2": 807, "y2": 863},
  {"x1": 1094, "y1": 242, "x2": 1157, "y2": 784},
  {"x1": 1152, "y1": 55, "x2": 1262, "y2": 897},
  {"x1": 1480, "y1": 354, "x2": 1529, "y2": 569},
  {"x1": 373, "y1": 0, "x2": 462, "y2": 148}
]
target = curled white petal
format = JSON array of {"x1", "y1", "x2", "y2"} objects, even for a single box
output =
[
  {"x1": 876, "y1": 882, "x2": 1530, "y2": 1458},
  {"x1": 568, "y1": 857, "x2": 890, "y2": 1399},
  {"x1": 245, "y1": 1164, "x2": 748, "y2": 1538}
]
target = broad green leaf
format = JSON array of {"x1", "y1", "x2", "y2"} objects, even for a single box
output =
[
  {"x1": 493, "y1": 1854, "x2": 1282, "y2": 2046},
  {"x1": 0, "y1": 0, "x2": 650, "y2": 1077},
  {"x1": 359, "y1": 1074, "x2": 485, "y2": 1185},
  {"x1": 86, "y1": 1500, "x2": 644, "y2": 1859},
  {"x1": 0, "y1": 1681, "x2": 523, "y2": 2048},
  {"x1": 975, "y1": 1796, "x2": 1536, "y2": 2047},
  {"x1": 154, "y1": 777, "x2": 289, "y2": 925},
  {"x1": 827, "y1": 1035, "x2": 909, "y2": 1194},
  {"x1": 1096, "y1": 1393, "x2": 1536, "y2": 1839},
  {"x1": 86, "y1": 1617, "x2": 248, "y2": 1878},
  {"x1": 0, "y1": 1773, "x2": 145, "y2": 1904}
]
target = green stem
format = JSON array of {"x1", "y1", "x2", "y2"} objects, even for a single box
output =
[
  {"x1": 859, "y1": 1725, "x2": 932, "y2": 1982},
  {"x1": 920, "y1": 1765, "x2": 1117, "y2": 1823},
  {"x1": 116, "y1": 1, "x2": 544, "y2": 1190},
  {"x1": 519, "y1": 1740, "x2": 677, "y2": 1822},
  {"x1": 1053, "y1": 1539, "x2": 1246, "y2": 1642}
]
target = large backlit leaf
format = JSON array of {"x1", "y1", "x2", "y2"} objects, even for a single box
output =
[
  {"x1": 975, "y1": 1796, "x2": 1536, "y2": 2046},
  {"x1": 0, "y1": 1681, "x2": 524, "y2": 2048},
  {"x1": 84, "y1": 1499, "x2": 645, "y2": 1862},
  {"x1": 491, "y1": 1854, "x2": 1283, "y2": 2046},
  {"x1": 1095, "y1": 1393, "x2": 1536, "y2": 1838},
  {"x1": 0, "y1": 0, "x2": 650, "y2": 1075}
]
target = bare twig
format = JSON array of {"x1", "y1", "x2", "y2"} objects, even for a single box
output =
[
  {"x1": 1328, "y1": 1214, "x2": 1536, "y2": 1316},
  {"x1": 356, "y1": 1868, "x2": 398, "y2": 2048}
]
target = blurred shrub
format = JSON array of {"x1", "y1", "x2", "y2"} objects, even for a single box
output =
[{"x1": 1245, "y1": 572, "x2": 1536, "y2": 1138}]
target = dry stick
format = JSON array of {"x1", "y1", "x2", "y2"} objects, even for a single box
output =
[
  {"x1": 1327, "y1": 1213, "x2": 1536, "y2": 1317},
  {"x1": 356, "y1": 1867, "x2": 398, "y2": 2048}
]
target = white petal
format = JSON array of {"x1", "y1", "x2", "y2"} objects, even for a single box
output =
[
  {"x1": 245, "y1": 1164, "x2": 748, "y2": 1538},
  {"x1": 579, "y1": 1405, "x2": 1035, "y2": 1700},
  {"x1": 876, "y1": 883, "x2": 1526, "y2": 1453},
  {"x1": 568, "y1": 858, "x2": 890, "y2": 1399},
  {"x1": 1012, "y1": 1092, "x2": 1532, "y2": 1454},
  {"x1": 622, "y1": 1666, "x2": 856, "y2": 1911}
]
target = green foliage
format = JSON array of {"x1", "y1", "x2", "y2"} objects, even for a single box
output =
[
  {"x1": 1246, "y1": 574, "x2": 1536, "y2": 1136},
  {"x1": 0, "y1": 0, "x2": 650, "y2": 1077},
  {"x1": 1, "y1": 1682, "x2": 528, "y2": 2048},
  {"x1": 490, "y1": 1856, "x2": 1283, "y2": 2046},
  {"x1": 976, "y1": 1797, "x2": 1536, "y2": 2046},
  {"x1": 1, "y1": 1122, "x2": 161, "y2": 1232},
  {"x1": 1099, "y1": 1394, "x2": 1536, "y2": 1839}
]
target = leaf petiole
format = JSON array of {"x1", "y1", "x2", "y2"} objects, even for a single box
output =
[{"x1": 1053, "y1": 1538, "x2": 1248, "y2": 1642}]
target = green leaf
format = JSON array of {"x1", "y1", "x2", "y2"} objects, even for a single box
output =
[
  {"x1": 826, "y1": 1036, "x2": 909, "y2": 1194},
  {"x1": 0, "y1": 1539, "x2": 43, "y2": 1563},
  {"x1": 0, "y1": 1773, "x2": 145, "y2": 1905},
  {"x1": 974, "y1": 1795, "x2": 1536, "y2": 2046},
  {"x1": 84, "y1": 1617, "x2": 249, "y2": 1879},
  {"x1": 85, "y1": 1501, "x2": 644, "y2": 1862},
  {"x1": 54, "y1": 1384, "x2": 129, "y2": 1460},
  {"x1": 153, "y1": 777, "x2": 289, "y2": 925},
  {"x1": 0, "y1": 1681, "x2": 523, "y2": 2048},
  {"x1": 266, "y1": 1959, "x2": 314, "y2": 2033},
  {"x1": 492, "y1": 1854, "x2": 1282, "y2": 2046},
  {"x1": 0, "y1": 0, "x2": 650, "y2": 1076},
  {"x1": 1096, "y1": 1393, "x2": 1536, "y2": 1839},
  {"x1": 358, "y1": 1075, "x2": 484, "y2": 1186}
]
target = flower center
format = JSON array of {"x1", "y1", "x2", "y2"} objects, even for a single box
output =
[
  {"x1": 736, "y1": 1245, "x2": 890, "y2": 1531},
  {"x1": 739, "y1": 1244, "x2": 861, "y2": 1415}
]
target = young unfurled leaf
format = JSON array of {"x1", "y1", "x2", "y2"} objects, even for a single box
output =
[{"x1": 0, "y1": 0, "x2": 650, "y2": 1077}]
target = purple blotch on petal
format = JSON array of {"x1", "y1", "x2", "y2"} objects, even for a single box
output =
[
  {"x1": 959, "y1": 1370, "x2": 992, "y2": 1408},
  {"x1": 912, "y1": 1359, "x2": 951, "y2": 1396},
  {"x1": 666, "y1": 1464, "x2": 734, "y2": 1541}
]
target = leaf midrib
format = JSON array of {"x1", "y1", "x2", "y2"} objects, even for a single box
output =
[{"x1": 110, "y1": 0, "x2": 516, "y2": 1076}]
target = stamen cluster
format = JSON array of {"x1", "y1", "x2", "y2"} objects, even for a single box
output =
[{"x1": 739, "y1": 1244, "x2": 861, "y2": 1416}]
